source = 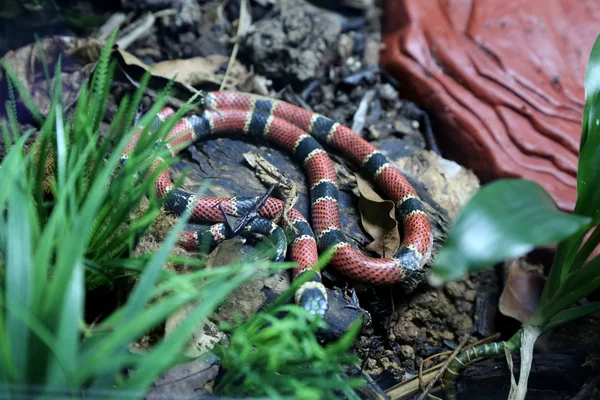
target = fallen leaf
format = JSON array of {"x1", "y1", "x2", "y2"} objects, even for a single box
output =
[
  {"x1": 151, "y1": 55, "x2": 247, "y2": 88},
  {"x1": 499, "y1": 259, "x2": 545, "y2": 324},
  {"x1": 0, "y1": 36, "x2": 103, "y2": 122},
  {"x1": 354, "y1": 173, "x2": 400, "y2": 257},
  {"x1": 111, "y1": 46, "x2": 204, "y2": 109}
]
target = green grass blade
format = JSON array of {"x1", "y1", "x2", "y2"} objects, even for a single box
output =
[
  {"x1": 121, "y1": 184, "x2": 205, "y2": 321},
  {"x1": 120, "y1": 268, "x2": 258, "y2": 390},
  {"x1": 4, "y1": 163, "x2": 34, "y2": 380},
  {"x1": 52, "y1": 60, "x2": 67, "y2": 189},
  {"x1": 576, "y1": 34, "x2": 600, "y2": 221},
  {"x1": 0, "y1": 61, "x2": 44, "y2": 124},
  {"x1": 541, "y1": 302, "x2": 600, "y2": 333},
  {"x1": 45, "y1": 259, "x2": 84, "y2": 386}
]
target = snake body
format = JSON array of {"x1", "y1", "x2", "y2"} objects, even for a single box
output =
[{"x1": 122, "y1": 91, "x2": 434, "y2": 315}]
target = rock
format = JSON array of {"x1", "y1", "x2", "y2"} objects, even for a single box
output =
[
  {"x1": 395, "y1": 150, "x2": 480, "y2": 220},
  {"x1": 380, "y1": 0, "x2": 600, "y2": 211},
  {"x1": 145, "y1": 354, "x2": 220, "y2": 399},
  {"x1": 241, "y1": 0, "x2": 342, "y2": 86},
  {"x1": 449, "y1": 313, "x2": 474, "y2": 337},
  {"x1": 400, "y1": 345, "x2": 415, "y2": 359},
  {"x1": 391, "y1": 320, "x2": 421, "y2": 344},
  {"x1": 445, "y1": 281, "x2": 466, "y2": 299}
]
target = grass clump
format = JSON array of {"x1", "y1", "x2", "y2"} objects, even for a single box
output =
[{"x1": 216, "y1": 304, "x2": 364, "y2": 400}]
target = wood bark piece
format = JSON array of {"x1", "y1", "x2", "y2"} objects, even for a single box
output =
[
  {"x1": 380, "y1": 0, "x2": 600, "y2": 211},
  {"x1": 172, "y1": 132, "x2": 448, "y2": 283},
  {"x1": 457, "y1": 347, "x2": 594, "y2": 400}
]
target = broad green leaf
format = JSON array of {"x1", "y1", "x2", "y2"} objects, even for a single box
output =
[
  {"x1": 576, "y1": 33, "x2": 600, "y2": 223},
  {"x1": 429, "y1": 179, "x2": 591, "y2": 285}
]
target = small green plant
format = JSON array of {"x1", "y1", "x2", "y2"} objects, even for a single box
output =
[
  {"x1": 214, "y1": 253, "x2": 365, "y2": 400},
  {"x1": 2, "y1": 30, "x2": 187, "y2": 289},
  {"x1": 216, "y1": 305, "x2": 364, "y2": 400},
  {"x1": 0, "y1": 32, "x2": 272, "y2": 398},
  {"x1": 429, "y1": 32, "x2": 600, "y2": 400}
]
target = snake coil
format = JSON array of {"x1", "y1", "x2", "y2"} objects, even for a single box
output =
[{"x1": 122, "y1": 91, "x2": 434, "y2": 316}]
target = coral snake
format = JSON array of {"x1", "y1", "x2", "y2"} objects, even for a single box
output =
[{"x1": 121, "y1": 91, "x2": 434, "y2": 316}]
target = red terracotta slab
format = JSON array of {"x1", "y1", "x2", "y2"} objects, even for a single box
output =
[{"x1": 380, "y1": 0, "x2": 600, "y2": 211}]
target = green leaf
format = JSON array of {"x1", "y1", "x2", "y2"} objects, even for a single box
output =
[
  {"x1": 541, "y1": 302, "x2": 600, "y2": 333},
  {"x1": 538, "y1": 229, "x2": 587, "y2": 305},
  {"x1": 5, "y1": 165, "x2": 34, "y2": 380},
  {"x1": 46, "y1": 260, "x2": 84, "y2": 386},
  {"x1": 541, "y1": 33, "x2": 600, "y2": 304},
  {"x1": 531, "y1": 251, "x2": 600, "y2": 326},
  {"x1": 0, "y1": 61, "x2": 44, "y2": 124},
  {"x1": 576, "y1": 33, "x2": 600, "y2": 223},
  {"x1": 429, "y1": 179, "x2": 591, "y2": 285}
]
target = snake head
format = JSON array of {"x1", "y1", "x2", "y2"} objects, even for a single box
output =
[{"x1": 295, "y1": 281, "x2": 329, "y2": 318}]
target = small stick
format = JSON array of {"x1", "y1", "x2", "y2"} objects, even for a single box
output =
[{"x1": 416, "y1": 336, "x2": 469, "y2": 400}]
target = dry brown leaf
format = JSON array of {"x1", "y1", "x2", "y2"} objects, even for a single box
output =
[
  {"x1": 244, "y1": 152, "x2": 299, "y2": 230},
  {"x1": 0, "y1": 36, "x2": 103, "y2": 120},
  {"x1": 354, "y1": 173, "x2": 400, "y2": 257},
  {"x1": 111, "y1": 47, "x2": 203, "y2": 109},
  {"x1": 151, "y1": 55, "x2": 247, "y2": 88},
  {"x1": 499, "y1": 259, "x2": 545, "y2": 324}
]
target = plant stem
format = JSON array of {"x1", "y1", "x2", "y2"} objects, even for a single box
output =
[
  {"x1": 441, "y1": 341, "x2": 506, "y2": 400},
  {"x1": 441, "y1": 328, "x2": 523, "y2": 399},
  {"x1": 504, "y1": 329, "x2": 522, "y2": 351},
  {"x1": 507, "y1": 325, "x2": 541, "y2": 400}
]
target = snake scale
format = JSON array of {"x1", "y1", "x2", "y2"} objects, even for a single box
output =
[{"x1": 121, "y1": 91, "x2": 434, "y2": 316}]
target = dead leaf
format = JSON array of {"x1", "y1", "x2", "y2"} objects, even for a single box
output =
[
  {"x1": 499, "y1": 259, "x2": 545, "y2": 324},
  {"x1": 152, "y1": 55, "x2": 247, "y2": 88},
  {"x1": 244, "y1": 152, "x2": 299, "y2": 230},
  {"x1": 111, "y1": 47, "x2": 203, "y2": 109},
  {"x1": 0, "y1": 36, "x2": 103, "y2": 122},
  {"x1": 354, "y1": 173, "x2": 400, "y2": 257}
]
